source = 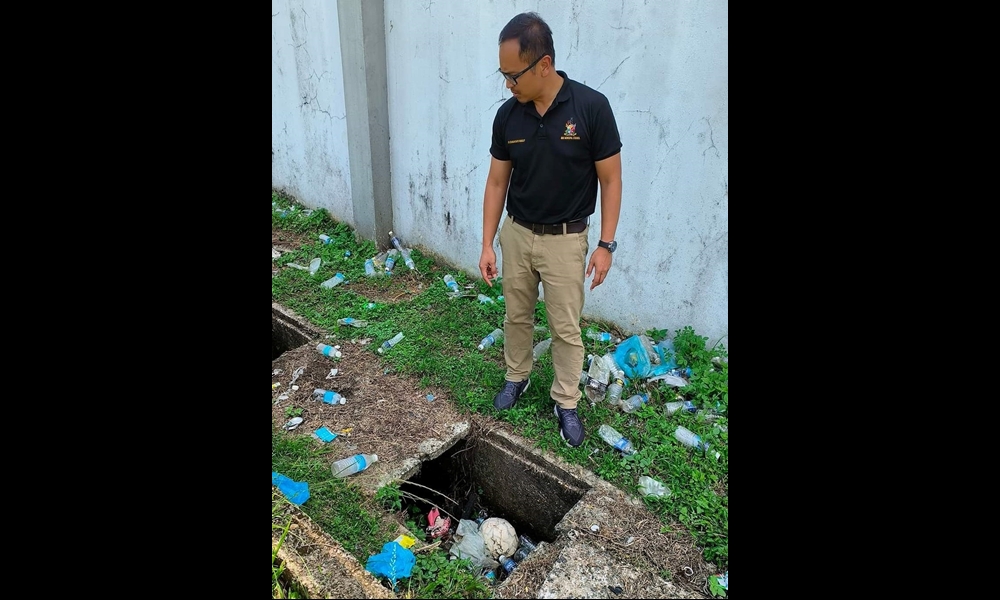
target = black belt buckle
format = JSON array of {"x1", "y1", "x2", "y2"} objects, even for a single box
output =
[{"x1": 531, "y1": 222, "x2": 547, "y2": 235}]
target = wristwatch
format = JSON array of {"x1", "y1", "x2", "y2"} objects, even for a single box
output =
[{"x1": 597, "y1": 240, "x2": 617, "y2": 253}]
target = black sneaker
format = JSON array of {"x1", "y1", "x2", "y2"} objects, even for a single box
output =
[
  {"x1": 493, "y1": 378, "x2": 530, "y2": 410},
  {"x1": 554, "y1": 405, "x2": 585, "y2": 447}
]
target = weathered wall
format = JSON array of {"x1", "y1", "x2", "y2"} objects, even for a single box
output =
[{"x1": 272, "y1": 0, "x2": 728, "y2": 349}]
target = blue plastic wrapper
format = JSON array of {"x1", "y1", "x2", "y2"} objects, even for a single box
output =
[
  {"x1": 365, "y1": 541, "x2": 415, "y2": 589},
  {"x1": 614, "y1": 335, "x2": 678, "y2": 380},
  {"x1": 271, "y1": 472, "x2": 310, "y2": 505}
]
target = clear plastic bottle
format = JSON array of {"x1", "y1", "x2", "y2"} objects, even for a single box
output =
[
  {"x1": 674, "y1": 426, "x2": 709, "y2": 451},
  {"x1": 513, "y1": 535, "x2": 537, "y2": 562},
  {"x1": 364, "y1": 258, "x2": 378, "y2": 276},
  {"x1": 598, "y1": 424, "x2": 636, "y2": 455},
  {"x1": 664, "y1": 400, "x2": 698, "y2": 416},
  {"x1": 585, "y1": 354, "x2": 612, "y2": 403},
  {"x1": 400, "y1": 247, "x2": 416, "y2": 270},
  {"x1": 316, "y1": 343, "x2": 342, "y2": 360},
  {"x1": 477, "y1": 294, "x2": 495, "y2": 304},
  {"x1": 585, "y1": 329, "x2": 614, "y2": 342},
  {"x1": 331, "y1": 453, "x2": 378, "y2": 478},
  {"x1": 606, "y1": 372, "x2": 625, "y2": 407},
  {"x1": 638, "y1": 334, "x2": 661, "y2": 364},
  {"x1": 377, "y1": 332, "x2": 405, "y2": 354},
  {"x1": 478, "y1": 328, "x2": 503, "y2": 351},
  {"x1": 319, "y1": 234, "x2": 333, "y2": 244},
  {"x1": 321, "y1": 273, "x2": 346, "y2": 288},
  {"x1": 337, "y1": 317, "x2": 368, "y2": 328},
  {"x1": 308, "y1": 257, "x2": 322, "y2": 276},
  {"x1": 312, "y1": 388, "x2": 346, "y2": 405},
  {"x1": 620, "y1": 393, "x2": 649, "y2": 413},
  {"x1": 384, "y1": 250, "x2": 398, "y2": 273},
  {"x1": 388, "y1": 230, "x2": 404, "y2": 253},
  {"x1": 498, "y1": 555, "x2": 517, "y2": 576},
  {"x1": 372, "y1": 251, "x2": 388, "y2": 269},
  {"x1": 443, "y1": 274, "x2": 460, "y2": 295},
  {"x1": 532, "y1": 338, "x2": 552, "y2": 361},
  {"x1": 638, "y1": 475, "x2": 671, "y2": 498}
]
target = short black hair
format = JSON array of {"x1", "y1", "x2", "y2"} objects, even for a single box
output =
[{"x1": 498, "y1": 12, "x2": 555, "y2": 67}]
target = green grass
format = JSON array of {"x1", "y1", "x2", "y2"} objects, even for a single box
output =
[{"x1": 271, "y1": 192, "x2": 728, "y2": 596}]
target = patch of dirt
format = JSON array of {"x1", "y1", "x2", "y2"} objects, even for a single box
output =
[{"x1": 271, "y1": 332, "x2": 470, "y2": 478}]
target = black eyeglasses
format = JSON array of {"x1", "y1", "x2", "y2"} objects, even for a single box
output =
[{"x1": 499, "y1": 54, "x2": 546, "y2": 85}]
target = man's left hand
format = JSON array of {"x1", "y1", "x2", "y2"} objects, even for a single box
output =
[{"x1": 586, "y1": 249, "x2": 613, "y2": 290}]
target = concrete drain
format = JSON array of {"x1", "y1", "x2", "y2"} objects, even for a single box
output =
[
  {"x1": 400, "y1": 429, "x2": 590, "y2": 544},
  {"x1": 272, "y1": 303, "x2": 321, "y2": 360}
]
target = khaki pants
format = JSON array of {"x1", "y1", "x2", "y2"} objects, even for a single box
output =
[{"x1": 499, "y1": 215, "x2": 588, "y2": 409}]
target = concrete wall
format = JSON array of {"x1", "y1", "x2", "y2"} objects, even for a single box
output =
[{"x1": 272, "y1": 0, "x2": 728, "y2": 350}]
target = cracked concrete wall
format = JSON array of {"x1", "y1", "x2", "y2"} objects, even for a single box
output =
[
  {"x1": 272, "y1": 0, "x2": 353, "y2": 222},
  {"x1": 271, "y1": 0, "x2": 728, "y2": 349}
]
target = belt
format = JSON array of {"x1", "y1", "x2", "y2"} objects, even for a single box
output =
[{"x1": 511, "y1": 215, "x2": 588, "y2": 235}]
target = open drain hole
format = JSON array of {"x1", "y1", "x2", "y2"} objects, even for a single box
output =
[
  {"x1": 400, "y1": 432, "x2": 589, "y2": 544},
  {"x1": 273, "y1": 306, "x2": 317, "y2": 361}
]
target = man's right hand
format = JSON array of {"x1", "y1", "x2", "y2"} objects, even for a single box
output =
[{"x1": 479, "y1": 247, "x2": 498, "y2": 287}]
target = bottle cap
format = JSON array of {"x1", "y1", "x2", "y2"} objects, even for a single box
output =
[{"x1": 371, "y1": 454, "x2": 378, "y2": 462}]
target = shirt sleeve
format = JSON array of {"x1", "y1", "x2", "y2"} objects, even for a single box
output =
[
  {"x1": 490, "y1": 107, "x2": 510, "y2": 161},
  {"x1": 589, "y1": 95, "x2": 622, "y2": 162}
]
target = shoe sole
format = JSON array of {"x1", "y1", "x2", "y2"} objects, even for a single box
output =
[
  {"x1": 494, "y1": 378, "x2": 530, "y2": 410},
  {"x1": 554, "y1": 405, "x2": 583, "y2": 448}
]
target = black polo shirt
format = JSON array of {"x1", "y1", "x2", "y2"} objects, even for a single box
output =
[{"x1": 490, "y1": 71, "x2": 622, "y2": 224}]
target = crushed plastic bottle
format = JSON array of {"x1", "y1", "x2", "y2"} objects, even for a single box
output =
[
  {"x1": 319, "y1": 234, "x2": 333, "y2": 244},
  {"x1": 637, "y1": 475, "x2": 671, "y2": 498},
  {"x1": 337, "y1": 318, "x2": 368, "y2": 328},
  {"x1": 606, "y1": 371, "x2": 625, "y2": 407},
  {"x1": 378, "y1": 332, "x2": 405, "y2": 354},
  {"x1": 585, "y1": 354, "x2": 612, "y2": 403},
  {"x1": 321, "y1": 273, "x2": 346, "y2": 288},
  {"x1": 315, "y1": 343, "x2": 342, "y2": 360},
  {"x1": 664, "y1": 400, "x2": 698, "y2": 416},
  {"x1": 308, "y1": 257, "x2": 322, "y2": 276},
  {"x1": 478, "y1": 328, "x2": 503, "y2": 351},
  {"x1": 477, "y1": 294, "x2": 495, "y2": 305},
  {"x1": 331, "y1": 453, "x2": 378, "y2": 478},
  {"x1": 620, "y1": 393, "x2": 649, "y2": 413},
  {"x1": 532, "y1": 337, "x2": 552, "y2": 361},
  {"x1": 312, "y1": 388, "x2": 346, "y2": 405},
  {"x1": 364, "y1": 258, "x2": 378, "y2": 276},
  {"x1": 598, "y1": 424, "x2": 636, "y2": 455},
  {"x1": 674, "y1": 425, "x2": 709, "y2": 451},
  {"x1": 513, "y1": 535, "x2": 537, "y2": 562},
  {"x1": 372, "y1": 251, "x2": 388, "y2": 269}
]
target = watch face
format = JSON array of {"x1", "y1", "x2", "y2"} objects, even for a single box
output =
[{"x1": 609, "y1": 240, "x2": 617, "y2": 252}]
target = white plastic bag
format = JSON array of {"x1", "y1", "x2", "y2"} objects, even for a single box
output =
[
  {"x1": 449, "y1": 520, "x2": 497, "y2": 569},
  {"x1": 638, "y1": 476, "x2": 671, "y2": 498}
]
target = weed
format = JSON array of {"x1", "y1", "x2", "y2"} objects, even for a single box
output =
[{"x1": 284, "y1": 406, "x2": 303, "y2": 418}]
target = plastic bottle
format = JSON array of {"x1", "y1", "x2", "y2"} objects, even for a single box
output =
[
  {"x1": 384, "y1": 249, "x2": 398, "y2": 273},
  {"x1": 319, "y1": 234, "x2": 333, "y2": 244},
  {"x1": 513, "y1": 535, "x2": 537, "y2": 562},
  {"x1": 331, "y1": 453, "x2": 378, "y2": 478},
  {"x1": 585, "y1": 354, "x2": 612, "y2": 403},
  {"x1": 478, "y1": 328, "x2": 503, "y2": 351},
  {"x1": 638, "y1": 334, "x2": 661, "y2": 365},
  {"x1": 337, "y1": 317, "x2": 368, "y2": 328},
  {"x1": 664, "y1": 400, "x2": 698, "y2": 416},
  {"x1": 388, "y1": 230, "x2": 404, "y2": 253},
  {"x1": 312, "y1": 388, "x2": 346, "y2": 405},
  {"x1": 316, "y1": 343, "x2": 342, "y2": 360},
  {"x1": 377, "y1": 332, "x2": 405, "y2": 354},
  {"x1": 606, "y1": 372, "x2": 625, "y2": 407},
  {"x1": 308, "y1": 257, "x2": 322, "y2": 275},
  {"x1": 372, "y1": 251, "x2": 388, "y2": 269},
  {"x1": 585, "y1": 329, "x2": 620, "y2": 343},
  {"x1": 620, "y1": 393, "x2": 649, "y2": 413},
  {"x1": 364, "y1": 258, "x2": 378, "y2": 276},
  {"x1": 443, "y1": 274, "x2": 460, "y2": 294},
  {"x1": 638, "y1": 475, "x2": 671, "y2": 498},
  {"x1": 400, "y1": 247, "x2": 416, "y2": 270},
  {"x1": 321, "y1": 273, "x2": 346, "y2": 288},
  {"x1": 532, "y1": 338, "x2": 552, "y2": 361},
  {"x1": 498, "y1": 555, "x2": 517, "y2": 576},
  {"x1": 598, "y1": 424, "x2": 636, "y2": 455},
  {"x1": 674, "y1": 426, "x2": 709, "y2": 451},
  {"x1": 477, "y1": 294, "x2": 495, "y2": 304}
]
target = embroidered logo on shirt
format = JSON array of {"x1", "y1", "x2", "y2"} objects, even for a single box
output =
[{"x1": 561, "y1": 118, "x2": 580, "y2": 140}]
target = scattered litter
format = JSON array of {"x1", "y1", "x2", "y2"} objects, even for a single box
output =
[
  {"x1": 325, "y1": 368, "x2": 339, "y2": 379},
  {"x1": 477, "y1": 294, "x2": 495, "y2": 304},
  {"x1": 290, "y1": 367, "x2": 305, "y2": 385},
  {"x1": 272, "y1": 383, "x2": 281, "y2": 389},
  {"x1": 278, "y1": 394, "x2": 289, "y2": 401},
  {"x1": 308, "y1": 257, "x2": 321, "y2": 275},
  {"x1": 321, "y1": 273, "x2": 346, "y2": 288},
  {"x1": 313, "y1": 388, "x2": 346, "y2": 405},
  {"x1": 272, "y1": 472, "x2": 310, "y2": 505},
  {"x1": 366, "y1": 302, "x2": 376, "y2": 309},
  {"x1": 638, "y1": 476, "x2": 671, "y2": 498},
  {"x1": 312, "y1": 426, "x2": 337, "y2": 443},
  {"x1": 291, "y1": 385, "x2": 299, "y2": 391},
  {"x1": 339, "y1": 428, "x2": 352, "y2": 435},
  {"x1": 344, "y1": 250, "x2": 351, "y2": 257},
  {"x1": 716, "y1": 571, "x2": 728, "y2": 591},
  {"x1": 358, "y1": 338, "x2": 372, "y2": 345},
  {"x1": 682, "y1": 566, "x2": 694, "y2": 577},
  {"x1": 272, "y1": 369, "x2": 283, "y2": 375},
  {"x1": 609, "y1": 586, "x2": 623, "y2": 596},
  {"x1": 649, "y1": 374, "x2": 687, "y2": 388},
  {"x1": 283, "y1": 417, "x2": 304, "y2": 430},
  {"x1": 319, "y1": 234, "x2": 332, "y2": 244},
  {"x1": 393, "y1": 534, "x2": 417, "y2": 549},
  {"x1": 426, "y1": 394, "x2": 435, "y2": 402},
  {"x1": 590, "y1": 524, "x2": 600, "y2": 532},
  {"x1": 625, "y1": 536, "x2": 635, "y2": 546},
  {"x1": 287, "y1": 263, "x2": 309, "y2": 271},
  {"x1": 272, "y1": 248, "x2": 281, "y2": 259}
]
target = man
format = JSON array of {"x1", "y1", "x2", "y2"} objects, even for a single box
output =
[{"x1": 478, "y1": 12, "x2": 623, "y2": 447}]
